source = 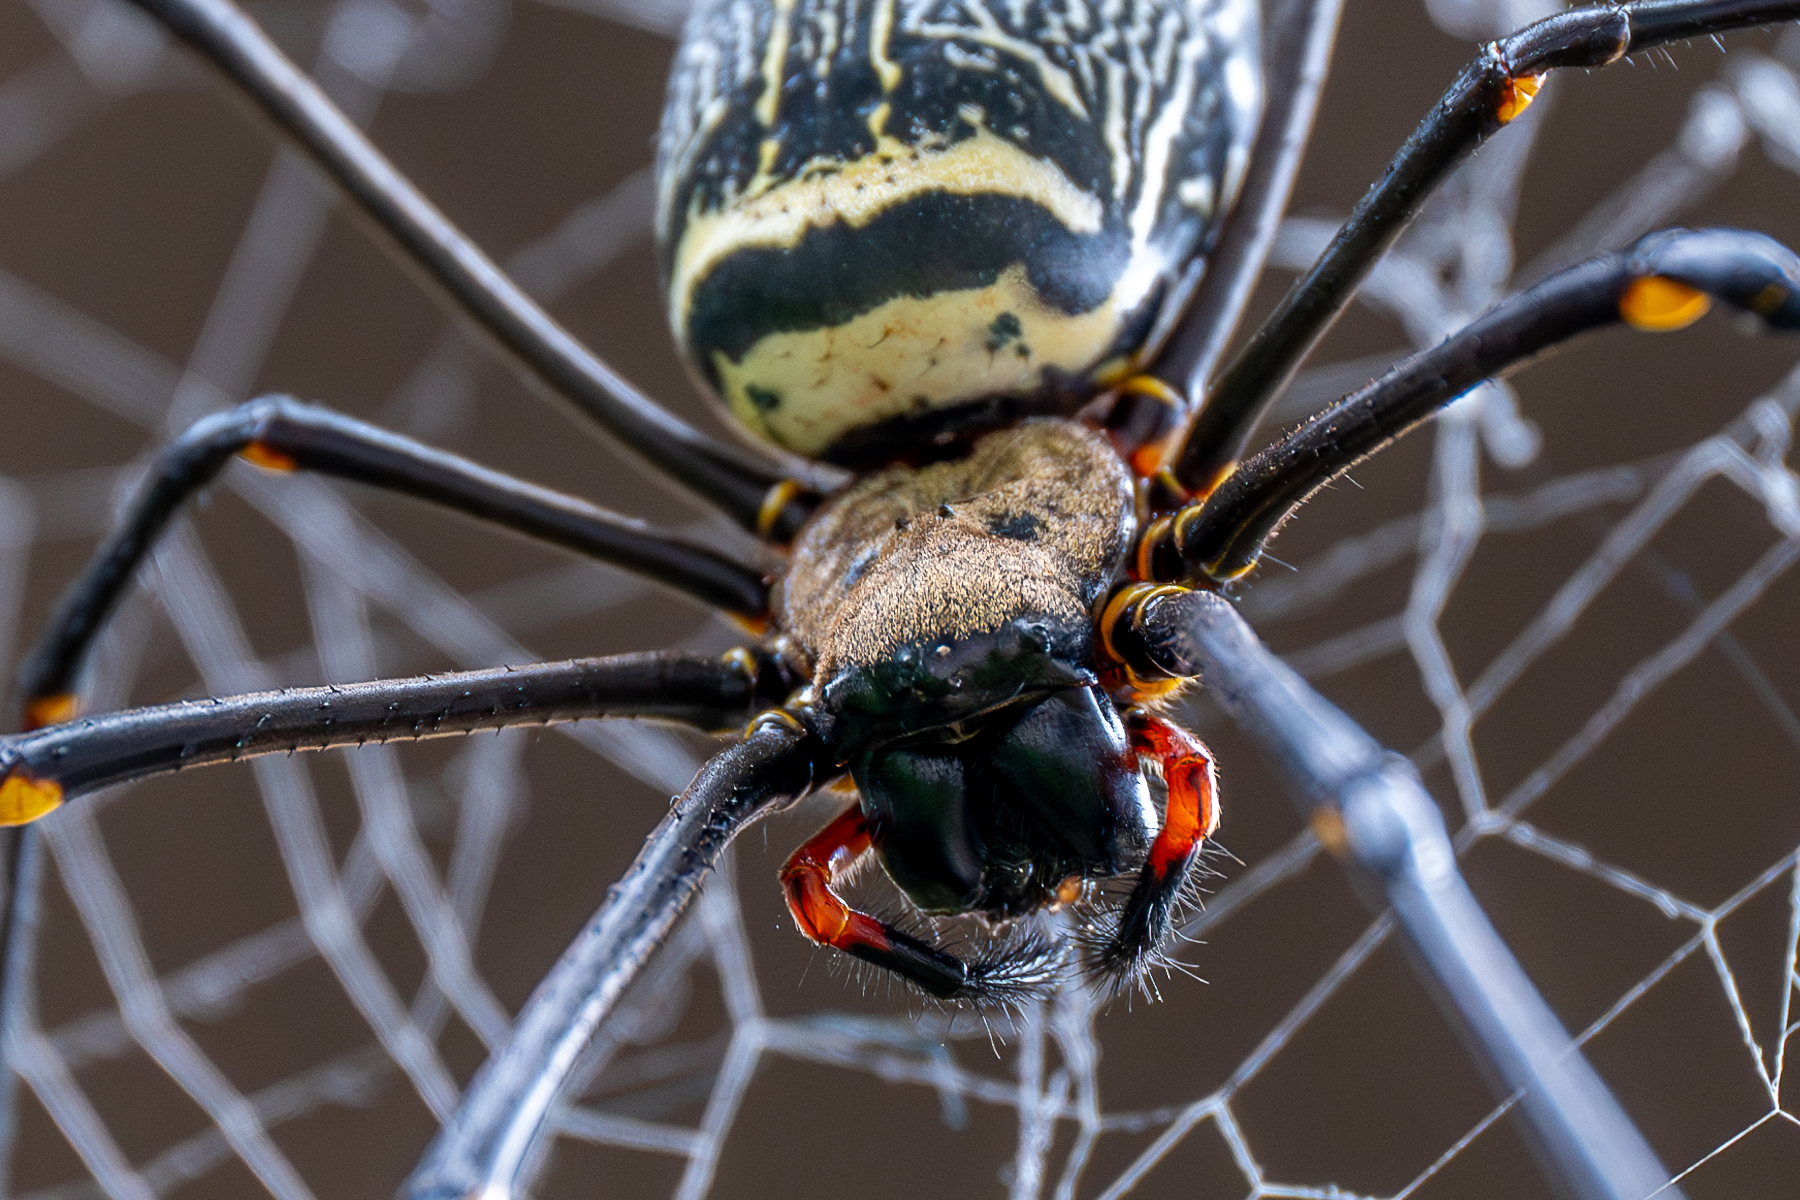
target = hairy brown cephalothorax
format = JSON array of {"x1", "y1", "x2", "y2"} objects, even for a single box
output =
[
  {"x1": 766, "y1": 418, "x2": 1183, "y2": 998},
  {"x1": 778, "y1": 419, "x2": 1137, "y2": 683}
]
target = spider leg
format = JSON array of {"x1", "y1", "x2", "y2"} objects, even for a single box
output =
[
  {"x1": 1090, "y1": 712, "x2": 1220, "y2": 982},
  {"x1": 0, "y1": 649, "x2": 786, "y2": 825},
  {"x1": 119, "y1": 0, "x2": 829, "y2": 537},
  {"x1": 0, "y1": 646, "x2": 789, "y2": 1135},
  {"x1": 1150, "y1": 0, "x2": 1347, "y2": 398},
  {"x1": 1131, "y1": 587, "x2": 1682, "y2": 1200},
  {"x1": 1169, "y1": 0, "x2": 1800, "y2": 496},
  {"x1": 0, "y1": 649, "x2": 798, "y2": 1189},
  {"x1": 405, "y1": 710, "x2": 825, "y2": 1200},
  {"x1": 1133, "y1": 226, "x2": 1800, "y2": 584},
  {"x1": 15, "y1": 396, "x2": 772, "y2": 729},
  {"x1": 781, "y1": 803, "x2": 975, "y2": 1000}
]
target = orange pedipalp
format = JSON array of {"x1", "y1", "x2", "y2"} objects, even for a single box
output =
[
  {"x1": 779, "y1": 803, "x2": 893, "y2": 952},
  {"x1": 1130, "y1": 713, "x2": 1220, "y2": 878}
]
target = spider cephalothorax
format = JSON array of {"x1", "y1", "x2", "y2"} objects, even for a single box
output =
[{"x1": 771, "y1": 418, "x2": 1218, "y2": 1000}]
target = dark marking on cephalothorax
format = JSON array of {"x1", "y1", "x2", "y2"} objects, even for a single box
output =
[
  {"x1": 746, "y1": 385, "x2": 782, "y2": 412},
  {"x1": 986, "y1": 511, "x2": 1044, "y2": 541}
]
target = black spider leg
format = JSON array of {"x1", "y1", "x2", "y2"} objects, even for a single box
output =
[
  {"x1": 120, "y1": 0, "x2": 832, "y2": 539},
  {"x1": 404, "y1": 711, "x2": 828, "y2": 1200},
  {"x1": 1138, "y1": 227, "x2": 1800, "y2": 583},
  {"x1": 1147, "y1": 0, "x2": 1348, "y2": 393},
  {"x1": 1118, "y1": 587, "x2": 1687, "y2": 1200},
  {"x1": 12, "y1": 396, "x2": 773, "y2": 730},
  {"x1": 1171, "y1": 0, "x2": 1800, "y2": 497},
  {"x1": 0, "y1": 400, "x2": 779, "y2": 1044},
  {"x1": 0, "y1": 649, "x2": 791, "y2": 1149},
  {"x1": 0, "y1": 651, "x2": 784, "y2": 820},
  {"x1": 0, "y1": 805, "x2": 39, "y2": 1168}
]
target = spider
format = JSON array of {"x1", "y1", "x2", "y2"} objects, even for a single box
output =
[{"x1": 1, "y1": 0, "x2": 1799, "y2": 1193}]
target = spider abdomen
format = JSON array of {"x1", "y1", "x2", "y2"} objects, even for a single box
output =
[{"x1": 657, "y1": 0, "x2": 1261, "y2": 462}]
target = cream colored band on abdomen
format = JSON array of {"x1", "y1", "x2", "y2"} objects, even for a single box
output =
[
  {"x1": 714, "y1": 264, "x2": 1130, "y2": 456},
  {"x1": 670, "y1": 126, "x2": 1105, "y2": 343}
]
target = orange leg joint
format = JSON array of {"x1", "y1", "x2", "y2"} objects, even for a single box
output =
[
  {"x1": 0, "y1": 769, "x2": 63, "y2": 826},
  {"x1": 23, "y1": 693, "x2": 78, "y2": 731},
  {"x1": 7, "y1": 694, "x2": 76, "y2": 824},
  {"x1": 240, "y1": 441, "x2": 298, "y2": 472},
  {"x1": 1496, "y1": 73, "x2": 1543, "y2": 124},
  {"x1": 1096, "y1": 375, "x2": 1188, "y2": 479},
  {"x1": 1619, "y1": 275, "x2": 1712, "y2": 331}
]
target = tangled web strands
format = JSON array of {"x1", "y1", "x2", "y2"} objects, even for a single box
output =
[{"x1": 1, "y1": 0, "x2": 1799, "y2": 1195}]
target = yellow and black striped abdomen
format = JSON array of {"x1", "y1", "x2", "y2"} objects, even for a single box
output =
[{"x1": 656, "y1": 0, "x2": 1260, "y2": 463}]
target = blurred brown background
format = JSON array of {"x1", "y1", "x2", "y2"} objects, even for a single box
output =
[{"x1": 0, "y1": 0, "x2": 1798, "y2": 1195}]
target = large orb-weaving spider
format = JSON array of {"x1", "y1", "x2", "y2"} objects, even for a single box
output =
[{"x1": 3, "y1": 0, "x2": 1800, "y2": 1194}]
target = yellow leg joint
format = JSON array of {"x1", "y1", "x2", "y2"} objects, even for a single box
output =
[
  {"x1": 1185, "y1": 461, "x2": 1236, "y2": 508},
  {"x1": 725, "y1": 610, "x2": 772, "y2": 637},
  {"x1": 756, "y1": 479, "x2": 805, "y2": 541},
  {"x1": 0, "y1": 772, "x2": 63, "y2": 825},
  {"x1": 1620, "y1": 276, "x2": 1712, "y2": 332},
  {"x1": 1098, "y1": 582, "x2": 1193, "y2": 694},
  {"x1": 1103, "y1": 375, "x2": 1188, "y2": 477},
  {"x1": 721, "y1": 646, "x2": 760, "y2": 683},
  {"x1": 1135, "y1": 515, "x2": 1175, "y2": 582},
  {"x1": 1310, "y1": 806, "x2": 1348, "y2": 857}
]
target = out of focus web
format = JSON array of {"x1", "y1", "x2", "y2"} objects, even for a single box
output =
[{"x1": 0, "y1": 0, "x2": 1798, "y2": 1194}]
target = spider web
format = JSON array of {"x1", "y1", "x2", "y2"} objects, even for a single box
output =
[{"x1": 0, "y1": 0, "x2": 1798, "y2": 1195}]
